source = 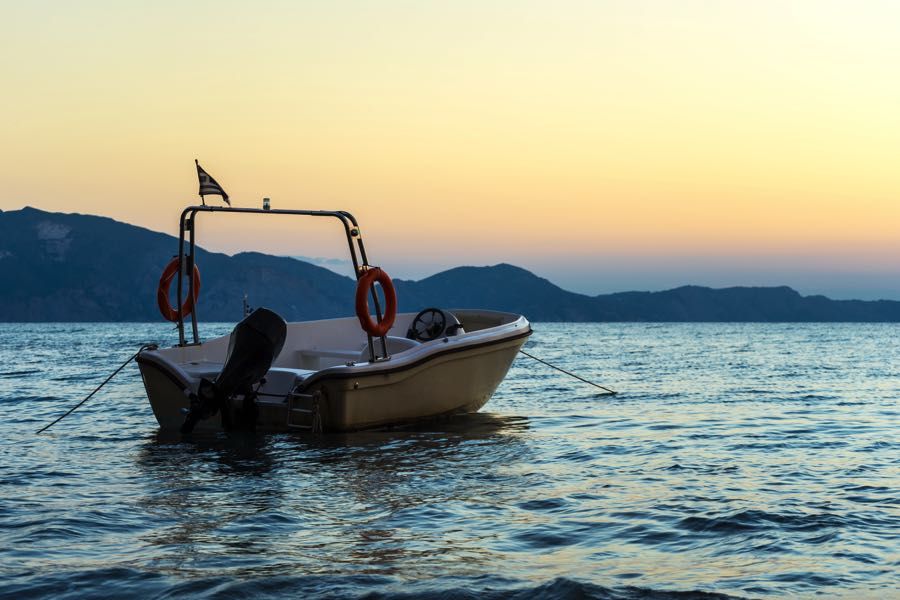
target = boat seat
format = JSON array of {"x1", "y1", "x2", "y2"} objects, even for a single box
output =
[
  {"x1": 296, "y1": 348, "x2": 362, "y2": 370},
  {"x1": 358, "y1": 336, "x2": 420, "y2": 363},
  {"x1": 257, "y1": 367, "x2": 316, "y2": 401},
  {"x1": 179, "y1": 362, "x2": 312, "y2": 401},
  {"x1": 181, "y1": 361, "x2": 224, "y2": 380}
]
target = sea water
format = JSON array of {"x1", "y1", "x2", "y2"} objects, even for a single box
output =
[{"x1": 0, "y1": 323, "x2": 897, "y2": 599}]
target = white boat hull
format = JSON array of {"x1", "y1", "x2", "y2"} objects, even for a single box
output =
[{"x1": 137, "y1": 310, "x2": 530, "y2": 432}]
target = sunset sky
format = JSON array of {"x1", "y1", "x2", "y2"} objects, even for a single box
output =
[{"x1": 2, "y1": 1, "x2": 900, "y2": 298}]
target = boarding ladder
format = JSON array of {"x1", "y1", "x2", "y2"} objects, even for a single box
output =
[{"x1": 286, "y1": 387, "x2": 321, "y2": 431}]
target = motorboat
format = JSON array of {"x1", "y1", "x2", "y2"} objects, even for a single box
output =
[{"x1": 136, "y1": 205, "x2": 531, "y2": 433}]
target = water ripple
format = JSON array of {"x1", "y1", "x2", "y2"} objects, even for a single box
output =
[{"x1": 0, "y1": 323, "x2": 898, "y2": 598}]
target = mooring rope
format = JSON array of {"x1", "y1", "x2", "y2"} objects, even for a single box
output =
[
  {"x1": 518, "y1": 349, "x2": 617, "y2": 395},
  {"x1": 36, "y1": 343, "x2": 158, "y2": 434}
]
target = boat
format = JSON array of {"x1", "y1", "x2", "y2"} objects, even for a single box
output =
[{"x1": 136, "y1": 204, "x2": 532, "y2": 433}]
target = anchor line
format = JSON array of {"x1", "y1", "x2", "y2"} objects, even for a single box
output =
[
  {"x1": 518, "y1": 349, "x2": 617, "y2": 395},
  {"x1": 35, "y1": 343, "x2": 158, "y2": 434}
]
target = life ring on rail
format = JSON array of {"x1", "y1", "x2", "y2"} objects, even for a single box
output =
[
  {"x1": 157, "y1": 257, "x2": 201, "y2": 322},
  {"x1": 355, "y1": 267, "x2": 397, "y2": 337}
]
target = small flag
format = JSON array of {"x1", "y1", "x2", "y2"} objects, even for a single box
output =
[{"x1": 195, "y1": 159, "x2": 230, "y2": 205}]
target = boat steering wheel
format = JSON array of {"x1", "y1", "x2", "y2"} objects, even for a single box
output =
[{"x1": 408, "y1": 308, "x2": 447, "y2": 342}]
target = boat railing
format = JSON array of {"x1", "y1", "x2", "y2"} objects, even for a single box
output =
[{"x1": 174, "y1": 204, "x2": 389, "y2": 362}]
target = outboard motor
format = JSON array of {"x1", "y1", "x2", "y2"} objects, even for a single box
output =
[{"x1": 181, "y1": 307, "x2": 287, "y2": 434}]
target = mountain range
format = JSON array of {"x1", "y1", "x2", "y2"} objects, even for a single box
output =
[{"x1": 3, "y1": 206, "x2": 900, "y2": 322}]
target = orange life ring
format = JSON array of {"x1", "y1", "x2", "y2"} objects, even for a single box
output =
[
  {"x1": 355, "y1": 267, "x2": 397, "y2": 337},
  {"x1": 157, "y1": 257, "x2": 201, "y2": 322}
]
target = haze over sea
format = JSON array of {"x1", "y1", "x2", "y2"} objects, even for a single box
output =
[{"x1": 1, "y1": 322, "x2": 897, "y2": 599}]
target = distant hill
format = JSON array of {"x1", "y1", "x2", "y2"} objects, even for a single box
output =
[{"x1": 2, "y1": 206, "x2": 900, "y2": 322}]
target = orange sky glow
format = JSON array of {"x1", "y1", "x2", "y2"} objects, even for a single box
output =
[{"x1": 2, "y1": 1, "x2": 900, "y2": 297}]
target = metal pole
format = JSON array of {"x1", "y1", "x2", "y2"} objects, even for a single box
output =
[
  {"x1": 188, "y1": 210, "x2": 199, "y2": 344},
  {"x1": 176, "y1": 212, "x2": 187, "y2": 346},
  {"x1": 352, "y1": 231, "x2": 389, "y2": 359}
]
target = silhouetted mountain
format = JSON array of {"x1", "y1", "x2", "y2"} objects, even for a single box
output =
[
  {"x1": 593, "y1": 285, "x2": 900, "y2": 321},
  {"x1": 0, "y1": 207, "x2": 355, "y2": 321},
  {"x1": 394, "y1": 265, "x2": 617, "y2": 321},
  {"x1": 3, "y1": 207, "x2": 900, "y2": 322}
]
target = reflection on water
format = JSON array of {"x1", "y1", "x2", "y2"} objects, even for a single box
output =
[
  {"x1": 133, "y1": 413, "x2": 532, "y2": 581},
  {"x1": 1, "y1": 323, "x2": 898, "y2": 599}
]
